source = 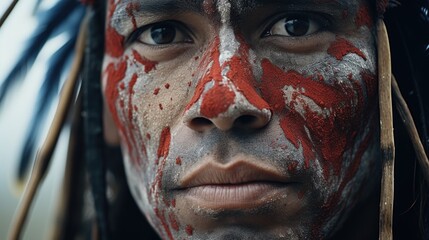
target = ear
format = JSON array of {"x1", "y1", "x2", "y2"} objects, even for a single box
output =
[{"x1": 103, "y1": 103, "x2": 120, "y2": 146}]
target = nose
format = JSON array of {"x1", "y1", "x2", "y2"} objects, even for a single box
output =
[
  {"x1": 184, "y1": 89, "x2": 272, "y2": 132},
  {"x1": 184, "y1": 35, "x2": 272, "y2": 132}
]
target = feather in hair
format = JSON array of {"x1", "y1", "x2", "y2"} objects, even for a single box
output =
[{"x1": 0, "y1": 0, "x2": 84, "y2": 182}]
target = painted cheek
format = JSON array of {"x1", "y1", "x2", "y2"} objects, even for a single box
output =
[
  {"x1": 104, "y1": 59, "x2": 139, "y2": 159},
  {"x1": 133, "y1": 50, "x2": 158, "y2": 73},
  {"x1": 103, "y1": 5, "x2": 175, "y2": 233},
  {"x1": 327, "y1": 37, "x2": 367, "y2": 61},
  {"x1": 313, "y1": 130, "x2": 374, "y2": 239},
  {"x1": 104, "y1": 58, "x2": 145, "y2": 166},
  {"x1": 260, "y1": 59, "x2": 375, "y2": 179},
  {"x1": 261, "y1": 57, "x2": 377, "y2": 238},
  {"x1": 103, "y1": 5, "x2": 159, "y2": 166},
  {"x1": 156, "y1": 127, "x2": 171, "y2": 162},
  {"x1": 150, "y1": 127, "x2": 180, "y2": 240}
]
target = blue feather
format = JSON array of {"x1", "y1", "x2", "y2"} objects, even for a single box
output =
[
  {"x1": 0, "y1": 0, "x2": 85, "y2": 181},
  {"x1": 18, "y1": 35, "x2": 77, "y2": 180},
  {"x1": 0, "y1": 0, "x2": 83, "y2": 104}
]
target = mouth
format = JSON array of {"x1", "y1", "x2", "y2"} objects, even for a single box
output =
[{"x1": 176, "y1": 159, "x2": 298, "y2": 210}]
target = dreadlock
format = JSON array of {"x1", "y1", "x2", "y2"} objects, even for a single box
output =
[{"x1": 81, "y1": 0, "x2": 109, "y2": 239}]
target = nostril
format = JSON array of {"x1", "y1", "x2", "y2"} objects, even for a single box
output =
[
  {"x1": 185, "y1": 109, "x2": 271, "y2": 132},
  {"x1": 234, "y1": 115, "x2": 258, "y2": 128},
  {"x1": 192, "y1": 117, "x2": 212, "y2": 126},
  {"x1": 189, "y1": 117, "x2": 213, "y2": 131}
]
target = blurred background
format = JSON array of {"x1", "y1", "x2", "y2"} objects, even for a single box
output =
[{"x1": 0, "y1": 1, "x2": 69, "y2": 239}]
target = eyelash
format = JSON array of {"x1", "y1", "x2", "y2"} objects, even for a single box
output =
[
  {"x1": 261, "y1": 12, "x2": 331, "y2": 38},
  {"x1": 126, "y1": 20, "x2": 193, "y2": 46},
  {"x1": 125, "y1": 12, "x2": 331, "y2": 47}
]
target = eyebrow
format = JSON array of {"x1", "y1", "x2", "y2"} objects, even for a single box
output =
[
  {"x1": 232, "y1": 0, "x2": 350, "y2": 12},
  {"x1": 124, "y1": 0, "x2": 204, "y2": 14},
  {"x1": 119, "y1": 0, "x2": 350, "y2": 15},
  {"x1": 111, "y1": 0, "x2": 353, "y2": 30}
]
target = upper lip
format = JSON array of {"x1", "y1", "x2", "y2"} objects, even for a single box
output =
[{"x1": 179, "y1": 158, "x2": 293, "y2": 188}]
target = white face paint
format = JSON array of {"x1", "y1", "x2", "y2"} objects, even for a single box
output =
[{"x1": 103, "y1": 0, "x2": 380, "y2": 239}]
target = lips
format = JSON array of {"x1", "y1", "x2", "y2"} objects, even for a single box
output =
[{"x1": 177, "y1": 159, "x2": 297, "y2": 210}]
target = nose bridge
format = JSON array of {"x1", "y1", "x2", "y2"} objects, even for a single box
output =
[{"x1": 183, "y1": 31, "x2": 272, "y2": 132}]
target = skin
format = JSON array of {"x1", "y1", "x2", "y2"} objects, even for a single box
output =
[{"x1": 102, "y1": 0, "x2": 380, "y2": 239}]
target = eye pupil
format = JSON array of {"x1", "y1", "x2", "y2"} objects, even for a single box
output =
[
  {"x1": 151, "y1": 25, "x2": 176, "y2": 44},
  {"x1": 284, "y1": 17, "x2": 310, "y2": 36}
]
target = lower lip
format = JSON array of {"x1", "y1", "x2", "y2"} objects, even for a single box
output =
[{"x1": 182, "y1": 183, "x2": 290, "y2": 210}]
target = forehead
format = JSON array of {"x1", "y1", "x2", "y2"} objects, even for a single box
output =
[{"x1": 112, "y1": 0, "x2": 367, "y2": 15}]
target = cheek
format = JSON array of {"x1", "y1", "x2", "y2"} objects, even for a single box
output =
[
  {"x1": 102, "y1": 48, "x2": 161, "y2": 166},
  {"x1": 259, "y1": 40, "x2": 378, "y2": 235},
  {"x1": 260, "y1": 41, "x2": 377, "y2": 181},
  {"x1": 103, "y1": 56, "x2": 142, "y2": 165}
]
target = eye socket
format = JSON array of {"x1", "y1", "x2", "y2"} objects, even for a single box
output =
[
  {"x1": 262, "y1": 15, "x2": 325, "y2": 38},
  {"x1": 128, "y1": 21, "x2": 193, "y2": 46}
]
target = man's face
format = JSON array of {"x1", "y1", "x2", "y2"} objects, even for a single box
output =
[{"x1": 102, "y1": 0, "x2": 379, "y2": 238}]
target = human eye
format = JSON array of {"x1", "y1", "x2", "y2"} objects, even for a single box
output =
[
  {"x1": 262, "y1": 13, "x2": 328, "y2": 38},
  {"x1": 127, "y1": 20, "x2": 193, "y2": 46}
]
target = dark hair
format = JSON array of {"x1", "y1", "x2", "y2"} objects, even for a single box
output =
[{"x1": 384, "y1": 1, "x2": 429, "y2": 238}]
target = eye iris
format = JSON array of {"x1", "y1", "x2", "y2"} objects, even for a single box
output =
[
  {"x1": 150, "y1": 25, "x2": 176, "y2": 44},
  {"x1": 284, "y1": 17, "x2": 310, "y2": 36}
]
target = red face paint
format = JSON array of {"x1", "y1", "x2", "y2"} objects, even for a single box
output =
[
  {"x1": 154, "y1": 208, "x2": 174, "y2": 240},
  {"x1": 185, "y1": 225, "x2": 194, "y2": 236},
  {"x1": 151, "y1": 127, "x2": 174, "y2": 239},
  {"x1": 133, "y1": 50, "x2": 158, "y2": 73},
  {"x1": 169, "y1": 212, "x2": 180, "y2": 231},
  {"x1": 157, "y1": 127, "x2": 171, "y2": 160},
  {"x1": 261, "y1": 58, "x2": 375, "y2": 179},
  {"x1": 200, "y1": 85, "x2": 235, "y2": 118},
  {"x1": 355, "y1": 4, "x2": 373, "y2": 28},
  {"x1": 225, "y1": 35, "x2": 271, "y2": 111},
  {"x1": 327, "y1": 37, "x2": 367, "y2": 61},
  {"x1": 105, "y1": 0, "x2": 125, "y2": 58},
  {"x1": 187, "y1": 35, "x2": 269, "y2": 118},
  {"x1": 185, "y1": 38, "x2": 222, "y2": 112},
  {"x1": 175, "y1": 157, "x2": 182, "y2": 165},
  {"x1": 125, "y1": 2, "x2": 140, "y2": 30}
]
